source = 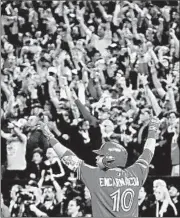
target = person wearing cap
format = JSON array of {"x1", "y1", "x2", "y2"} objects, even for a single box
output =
[{"x1": 1, "y1": 119, "x2": 27, "y2": 180}]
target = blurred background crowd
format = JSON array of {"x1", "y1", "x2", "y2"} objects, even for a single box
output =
[
  {"x1": 1, "y1": 0, "x2": 180, "y2": 217},
  {"x1": 1, "y1": 176, "x2": 180, "y2": 217}
]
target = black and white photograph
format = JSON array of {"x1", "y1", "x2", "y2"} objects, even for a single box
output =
[{"x1": 1, "y1": 0, "x2": 180, "y2": 217}]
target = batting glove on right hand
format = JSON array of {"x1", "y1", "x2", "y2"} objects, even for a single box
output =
[
  {"x1": 37, "y1": 121, "x2": 54, "y2": 140},
  {"x1": 148, "y1": 116, "x2": 160, "y2": 139}
]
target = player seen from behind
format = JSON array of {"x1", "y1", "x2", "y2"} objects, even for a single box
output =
[{"x1": 39, "y1": 116, "x2": 160, "y2": 217}]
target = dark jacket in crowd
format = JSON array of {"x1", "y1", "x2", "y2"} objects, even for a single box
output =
[
  {"x1": 26, "y1": 129, "x2": 50, "y2": 162},
  {"x1": 27, "y1": 161, "x2": 46, "y2": 181},
  {"x1": 147, "y1": 201, "x2": 178, "y2": 217}
]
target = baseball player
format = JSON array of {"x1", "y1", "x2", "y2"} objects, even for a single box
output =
[{"x1": 39, "y1": 116, "x2": 159, "y2": 217}]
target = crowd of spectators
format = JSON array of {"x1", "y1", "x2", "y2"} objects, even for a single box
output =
[
  {"x1": 1, "y1": 0, "x2": 180, "y2": 217},
  {"x1": 1, "y1": 176, "x2": 180, "y2": 217},
  {"x1": 138, "y1": 178, "x2": 180, "y2": 217}
]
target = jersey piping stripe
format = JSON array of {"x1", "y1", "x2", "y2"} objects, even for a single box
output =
[
  {"x1": 136, "y1": 162, "x2": 147, "y2": 169},
  {"x1": 136, "y1": 159, "x2": 149, "y2": 167}
]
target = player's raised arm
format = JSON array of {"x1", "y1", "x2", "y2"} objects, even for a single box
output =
[
  {"x1": 129, "y1": 116, "x2": 160, "y2": 185},
  {"x1": 39, "y1": 122, "x2": 82, "y2": 172},
  {"x1": 138, "y1": 116, "x2": 160, "y2": 164}
]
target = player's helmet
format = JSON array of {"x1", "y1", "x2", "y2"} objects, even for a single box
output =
[{"x1": 93, "y1": 141, "x2": 128, "y2": 169}]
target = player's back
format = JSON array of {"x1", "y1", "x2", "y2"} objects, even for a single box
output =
[
  {"x1": 79, "y1": 148, "x2": 152, "y2": 217},
  {"x1": 89, "y1": 166, "x2": 142, "y2": 217}
]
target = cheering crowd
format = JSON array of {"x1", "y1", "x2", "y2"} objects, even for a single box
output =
[
  {"x1": 1, "y1": 0, "x2": 180, "y2": 217},
  {"x1": 1, "y1": 177, "x2": 180, "y2": 217}
]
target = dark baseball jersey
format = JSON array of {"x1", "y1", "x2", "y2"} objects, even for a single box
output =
[{"x1": 61, "y1": 149, "x2": 153, "y2": 217}]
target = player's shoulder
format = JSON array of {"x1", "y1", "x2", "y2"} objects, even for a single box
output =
[
  {"x1": 124, "y1": 165, "x2": 141, "y2": 177},
  {"x1": 125, "y1": 161, "x2": 149, "y2": 181},
  {"x1": 82, "y1": 162, "x2": 98, "y2": 170},
  {"x1": 79, "y1": 163, "x2": 102, "y2": 182}
]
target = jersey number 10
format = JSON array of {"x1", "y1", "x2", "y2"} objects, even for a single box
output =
[{"x1": 110, "y1": 188, "x2": 135, "y2": 212}]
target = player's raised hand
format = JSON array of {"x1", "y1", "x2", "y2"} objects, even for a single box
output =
[
  {"x1": 148, "y1": 116, "x2": 160, "y2": 139},
  {"x1": 149, "y1": 116, "x2": 160, "y2": 131},
  {"x1": 38, "y1": 121, "x2": 54, "y2": 139}
]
